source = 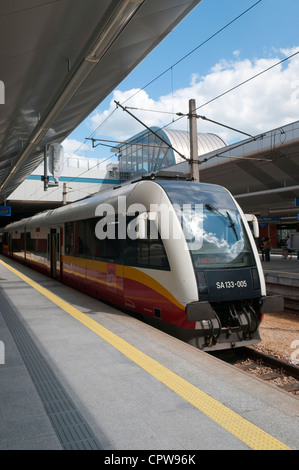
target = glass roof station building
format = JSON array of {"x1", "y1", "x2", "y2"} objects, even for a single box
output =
[{"x1": 112, "y1": 127, "x2": 226, "y2": 182}]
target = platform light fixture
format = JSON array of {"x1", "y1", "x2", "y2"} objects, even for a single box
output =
[{"x1": 85, "y1": 0, "x2": 144, "y2": 63}]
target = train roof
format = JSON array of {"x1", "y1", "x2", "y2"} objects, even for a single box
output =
[{"x1": 4, "y1": 179, "x2": 230, "y2": 231}]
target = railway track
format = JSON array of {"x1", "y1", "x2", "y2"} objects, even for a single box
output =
[{"x1": 211, "y1": 347, "x2": 299, "y2": 396}]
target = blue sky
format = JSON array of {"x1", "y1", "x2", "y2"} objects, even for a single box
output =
[{"x1": 64, "y1": 0, "x2": 299, "y2": 167}]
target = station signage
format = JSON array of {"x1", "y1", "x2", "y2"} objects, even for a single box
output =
[
  {"x1": 295, "y1": 198, "x2": 299, "y2": 207},
  {"x1": 0, "y1": 206, "x2": 11, "y2": 216}
]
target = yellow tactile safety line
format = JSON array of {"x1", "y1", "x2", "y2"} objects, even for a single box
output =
[{"x1": 0, "y1": 259, "x2": 292, "y2": 451}]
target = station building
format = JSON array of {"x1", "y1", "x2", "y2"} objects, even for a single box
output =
[
  {"x1": 114, "y1": 127, "x2": 226, "y2": 182},
  {"x1": 7, "y1": 156, "x2": 119, "y2": 222}
]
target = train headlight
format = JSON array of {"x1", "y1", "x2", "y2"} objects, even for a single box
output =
[
  {"x1": 251, "y1": 267, "x2": 260, "y2": 290},
  {"x1": 196, "y1": 271, "x2": 208, "y2": 295}
]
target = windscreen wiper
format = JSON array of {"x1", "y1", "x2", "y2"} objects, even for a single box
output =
[
  {"x1": 225, "y1": 210, "x2": 238, "y2": 241},
  {"x1": 205, "y1": 204, "x2": 238, "y2": 240}
]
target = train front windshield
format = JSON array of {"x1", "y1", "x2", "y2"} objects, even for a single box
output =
[{"x1": 159, "y1": 181, "x2": 256, "y2": 269}]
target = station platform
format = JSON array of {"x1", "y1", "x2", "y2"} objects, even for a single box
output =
[
  {"x1": 0, "y1": 255, "x2": 298, "y2": 451},
  {"x1": 261, "y1": 252, "x2": 299, "y2": 310},
  {"x1": 261, "y1": 250, "x2": 299, "y2": 273}
]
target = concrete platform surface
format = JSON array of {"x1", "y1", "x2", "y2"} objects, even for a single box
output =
[{"x1": 0, "y1": 255, "x2": 298, "y2": 451}]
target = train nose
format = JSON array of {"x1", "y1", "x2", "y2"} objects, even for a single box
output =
[{"x1": 186, "y1": 300, "x2": 261, "y2": 349}]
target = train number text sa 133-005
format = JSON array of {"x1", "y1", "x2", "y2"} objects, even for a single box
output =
[{"x1": 216, "y1": 280, "x2": 248, "y2": 289}]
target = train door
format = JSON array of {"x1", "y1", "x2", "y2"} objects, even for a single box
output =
[
  {"x1": 59, "y1": 227, "x2": 63, "y2": 280},
  {"x1": 50, "y1": 228, "x2": 59, "y2": 279},
  {"x1": 8, "y1": 232, "x2": 12, "y2": 256}
]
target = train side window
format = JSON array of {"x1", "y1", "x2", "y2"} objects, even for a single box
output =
[
  {"x1": 100, "y1": 237, "x2": 121, "y2": 260},
  {"x1": 124, "y1": 218, "x2": 170, "y2": 270},
  {"x1": 85, "y1": 218, "x2": 98, "y2": 259},
  {"x1": 74, "y1": 220, "x2": 86, "y2": 256},
  {"x1": 136, "y1": 239, "x2": 169, "y2": 269},
  {"x1": 65, "y1": 222, "x2": 74, "y2": 255},
  {"x1": 97, "y1": 218, "x2": 122, "y2": 261},
  {"x1": 85, "y1": 218, "x2": 121, "y2": 262}
]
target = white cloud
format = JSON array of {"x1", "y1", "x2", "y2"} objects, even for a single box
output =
[
  {"x1": 61, "y1": 137, "x2": 114, "y2": 169},
  {"x1": 89, "y1": 89, "x2": 161, "y2": 141},
  {"x1": 88, "y1": 48, "x2": 299, "y2": 145},
  {"x1": 62, "y1": 138, "x2": 90, "y2": 158}
]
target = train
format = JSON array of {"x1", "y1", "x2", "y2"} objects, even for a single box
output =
[{"x1": 2, "y1": 178, "x2": 283, "y2": 350}]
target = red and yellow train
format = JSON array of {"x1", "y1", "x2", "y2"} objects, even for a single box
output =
[{"x1": 3, "y1": 179, "x2": 282, "y2": 350}]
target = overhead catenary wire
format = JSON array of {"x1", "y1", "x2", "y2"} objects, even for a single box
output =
[
  {"x1": 86, "y1": 137, "x2": 170, "y2": 150},
  {"x1": 27, "y1": 42, "x2": 292, "y2": 204},
  {"x1": 120, "y1": 0, "x2": 263, "y2": 106},
  {"x1": 198, "y1": 138, "x2": 272, "y2": 165},
  {"x1": 115, "y1": 100, "x2": 188, "y2": 161},
  {"x1": 194, "y1": 50, "x2": 299, "y2": 114},
  {"x1": 158, "y1": 49, "x2": 299, "y2": 132},
  {"x1": 84, "y1": 0, "x2": 265, "y2": 144},
  {"x1": 46, "y1": 0, "x2": 267, "y2": 170},
  {"x1": 24, "y1": 44, "x2": 296, "y2": 204},
  {"x1": 125, "y1": 106, "x2": 256, "y2": 139},
  {"x1": 95, "y1": 13, "x2": 299, "y2": 165}
]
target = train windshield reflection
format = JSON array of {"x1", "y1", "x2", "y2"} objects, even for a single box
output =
[
  {"x1": 181, "y1": 205, "x2": 254, "y2": 268},
  {"x1": 159, "y1": 181, "x2": 255, "y2": 269}
]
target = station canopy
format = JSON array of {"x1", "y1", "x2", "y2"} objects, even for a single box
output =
[{"x1": 0, "y1": 0, "x2": 202, "y2": 204}]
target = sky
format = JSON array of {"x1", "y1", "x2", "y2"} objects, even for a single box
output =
[{"x1": 64, "y1": 0, "x2": 299, "y2": 168}]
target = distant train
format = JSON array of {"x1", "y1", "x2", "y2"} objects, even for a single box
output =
[{"x1": 2, "y1": 179, "x2": 283, "y2": 350}]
